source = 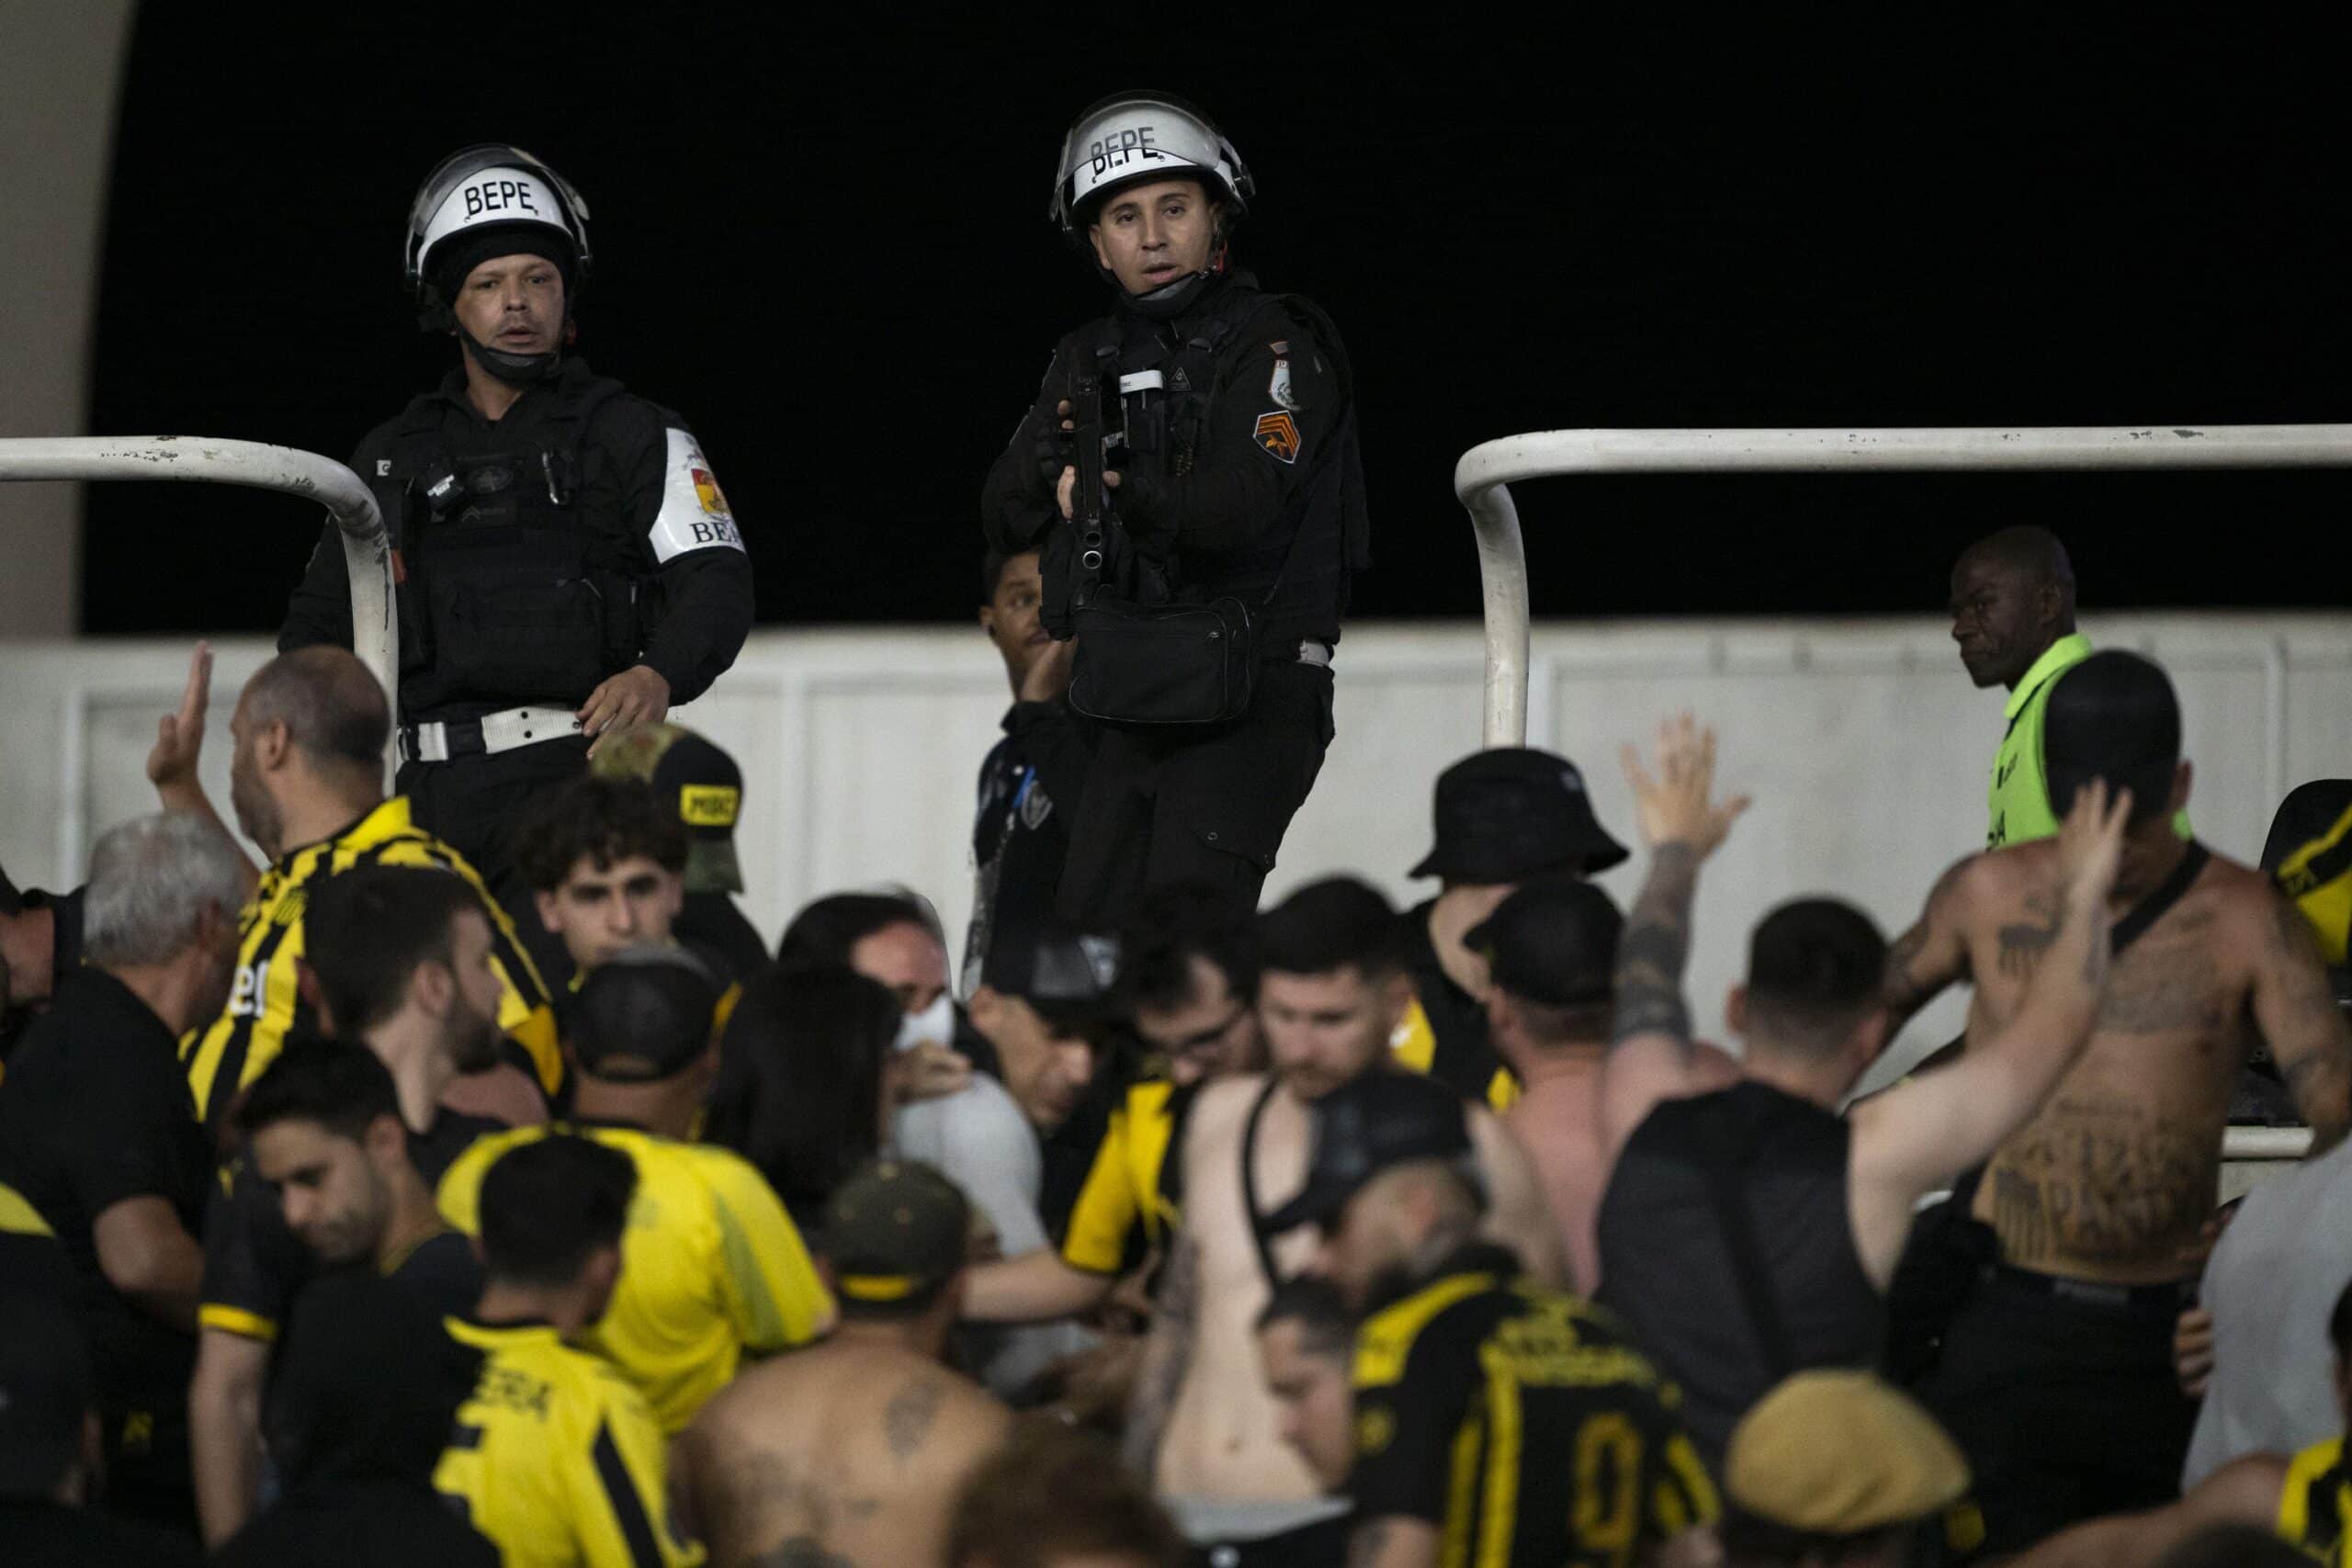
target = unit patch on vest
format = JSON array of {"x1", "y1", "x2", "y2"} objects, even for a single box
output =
[
  {"x1": 650, "y1": 428, "x2": 746, "y2": 562},
  {"x1": 1268, "y1": 355, "x2": 1299, "y2": 412},
  {"x1": 1253, "y1": 411, "x2": 1301, "y2": 465}
]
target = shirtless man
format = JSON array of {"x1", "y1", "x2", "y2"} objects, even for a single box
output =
[
  {"x1": 679, "y1": 1160, "x2": 1011, "y2": 1568},
  {"x1": 1478, "y1": 877, "x2": 1737, "y2": 1293},
  {"x1": 1882, "y1": 650, "x2": 2352, "y2": 1558},
  {"x1": 1125, "y1": 877, "x2": 1559, "y2": 1568}
]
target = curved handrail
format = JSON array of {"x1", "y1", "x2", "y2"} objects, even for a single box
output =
[
  {"x1": 0, "y1": 436, "x2": 395, "y2": 718},
  {"x1": 1453, "y1": 423, "x2": 2352, "y2": 746}
]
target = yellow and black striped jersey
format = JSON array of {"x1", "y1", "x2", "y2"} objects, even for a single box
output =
[
  {"x1": 2279, "y1": 1435, "x2": 2352, "y2": 1565},
  {"x1": 435, "y1": 1121, "x2": 834, "y2": 1433},
  {"x1": 1059, "y1": 1078, "x2": 1193, "y2": 1277},
  {"x1": 1350, "y1": 1245, "x2": 1718, "y2": 1567},
  {"x1": 435, "y1": 1316, "x2": 705, "y2": 1568},
  {"x1": 182, "y1": 796, "x2": 558, "y2": 1134}
]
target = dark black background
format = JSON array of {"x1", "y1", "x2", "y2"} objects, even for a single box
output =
[{"x1": 85, "y1": 12, "x2": 2346, "y2": 634}]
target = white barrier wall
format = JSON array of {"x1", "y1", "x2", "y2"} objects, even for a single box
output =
[{"x1": 6, "y1": 614, "x2": 2348, "y2": 1084}]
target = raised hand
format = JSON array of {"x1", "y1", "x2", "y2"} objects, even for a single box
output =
[
  {"x1": 1619, "y1": 713, "x2": 1751, "y2": 861},
  {"x1": 148, "y1": 641, "x2": 214, "y2": 801},
  {"x1": 2054, "y1": 776, "x2": 2132, "y2": 906}
]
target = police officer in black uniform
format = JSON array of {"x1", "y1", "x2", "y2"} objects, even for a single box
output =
[
  {"x1": 983, "y1": 95, "x2": 1368, "y2": 931},
  {"x1": 280, "y1": 146, "x2": 753, "y2": 975}
]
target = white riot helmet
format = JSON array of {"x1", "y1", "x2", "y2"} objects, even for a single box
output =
[
  {"x1": 403, "y1": 144, "x2": 591, "y2": 381},
  {"x1": 1048, "y1": 92, "x2": 1253, "y2": 238}
]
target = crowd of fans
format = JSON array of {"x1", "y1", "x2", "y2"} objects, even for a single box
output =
[{"x1": 3, "y1": 525, "x2": 2351, "y2": 1568}]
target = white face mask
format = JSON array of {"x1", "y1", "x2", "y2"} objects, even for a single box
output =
[{"x1": 896, "y1": 992, "x2": 956, "y2": 1054}]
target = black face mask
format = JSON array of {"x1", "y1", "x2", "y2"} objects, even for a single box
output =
[
  {"x1": 456, "y1": 320, "x2": 562, "y2": 387},
  {"x1": 1117, "y1": 267, "x2": 1220, "y2": 321}
]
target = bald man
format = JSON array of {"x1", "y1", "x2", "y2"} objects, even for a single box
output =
[{"x1": 1949, "y1": 527, "x2": 2190, "y2": 852}]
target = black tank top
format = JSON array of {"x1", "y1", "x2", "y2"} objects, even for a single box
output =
[{"x1": 1595, "y1": 1078, "x2": 1883, "y2": 1466}]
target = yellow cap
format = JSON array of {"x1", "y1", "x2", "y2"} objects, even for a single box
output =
[{"x1": 1726, "y1": 1371, "x2": 1969, "y2": 1533}]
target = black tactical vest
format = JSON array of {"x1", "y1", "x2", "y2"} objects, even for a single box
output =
[
  {"x1": 372, "y1": 372, "x2": 642, "y2": 716},
  {"x1": 1047, "y1": 276, "x2": 1367, "y2": 648}
]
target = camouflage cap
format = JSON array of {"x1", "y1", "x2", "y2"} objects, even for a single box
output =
[{"x1": 590, "y1": 723, "x2": 745, "y2": 895}]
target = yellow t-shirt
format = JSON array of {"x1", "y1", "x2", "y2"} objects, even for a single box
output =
[
  {"x1": 2277, "y1": 1434, "x2": 2352, "y2": 1565},
  {"x1": 436, "y1": 1122, "x2": 834, "y2": 1432},
  {"x1": 182, "y1": 795, "x2": 559, "y2": 1134},
  {"x1": 435, "y1": 1317, "x2": 705, "y2": 1568}
]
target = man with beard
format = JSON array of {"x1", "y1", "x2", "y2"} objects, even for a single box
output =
[
  {"x1": 0, "y1": 812, "x2": 244, "y2": 1532},
  {"x1": 1125, "y1": 878, "x2": 1557, "y2": 1568},
  {"x1": 169, "y1": 645, "x2": 557, "y2": 1138},
  {"x1": 190, "y1": 867, "x2": 514, "y2": 1547}
]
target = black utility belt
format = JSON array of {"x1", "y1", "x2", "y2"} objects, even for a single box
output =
[{"x1": 1068, "y1": 595, "x2": 1329, "y2": 728}]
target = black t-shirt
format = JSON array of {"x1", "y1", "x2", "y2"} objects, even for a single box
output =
[
  {"x1": 1399, "y1": 898, "x2": 1506, "y2": 1100},
  {"x1": 0, "y1": 969, "x2": 211, "y2": 1414},
  {"x1": 211, "y1": 1483, "x2": 499, "y2": 1568},
  {"x1": 201, "y1": 1110, "x2": 501, "y2": 1346}
]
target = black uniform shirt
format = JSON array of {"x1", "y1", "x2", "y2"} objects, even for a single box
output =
[
  {"x1": 962, "y1": 699, "x2": 1092, "y2": 996},
  {"x1": 0, "y1": 969, "x2": 212, "y2": 1414},
  {"x1": 1349, "y1": 1243, "x2": 1719, "y2": 1566},
  {"x1": 280, "y1": 357, "x2": 752, "y2": 718}
]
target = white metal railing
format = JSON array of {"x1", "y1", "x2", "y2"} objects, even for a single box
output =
[
  {"x1": 1455, "y1": 423, "x2": 2352, "y2": 1167},
  {"x1": 1454, "y1": 424, "x2": 2352, "y2": 747},
  {"x1": 0, "y1": 436, "x2": 394, "y2": 711}
]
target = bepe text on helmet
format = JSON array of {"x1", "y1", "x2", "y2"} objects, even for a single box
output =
[
  {"x1": 462, "y1": 179, "x2": 541, "y2": 220},
  {"x1": 1090, "y1": 125, "x2": 1164, "y2": 177}
]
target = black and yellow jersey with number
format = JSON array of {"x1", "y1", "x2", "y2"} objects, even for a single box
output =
[
  {"x1": 435, "y1": 1316, "x2": 705, "y2": 1568},
  {"x1": 2278, "y1": 1435, "x2": 2352, "y2": 1565},
  {"x1": 182, "y1": 796, "x2": 559, "y2": 1135},
  {"x1": 1349, "y1": 1244, "x2": 1718, "y2": 1567},
  {"x1": 435, "y1": 1121, "x2": 834, "y2": 1433},
  {"x1": 1058, "y1": 1077, "x2": 1196, "y2": 1278}
]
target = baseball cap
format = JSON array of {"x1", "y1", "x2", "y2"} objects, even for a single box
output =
[
  {"x1": 823, "y1": 1159, "x2": 971, "y2": 1307},
  {"x1": 0, "y1": 1295, "x2": 93, "y2": 1498},
  {"x1": 1411, "y1": 749, "x2": 1629, "y2": 883},
  {"x1": 1263, "y1": 1070, "x2": 1477, "y2": 1234},
  {"x1": 591, "y1": 723, "x2": 746, "y2": 895},
  {"x1": 1726, "y1": 1371, "x2": 1970, "y2": 1534},
  {"x1": 979, "y1": 921, "x2": 1121, "y2": 1032},
  {"x1": 567, "y1": 944, "x2": 720, "y2": 1083},
  {"x1": 1464, "y1": 881, "x2": 1623, "y2": 1008}
]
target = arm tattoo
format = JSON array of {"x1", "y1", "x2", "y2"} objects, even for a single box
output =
[
  {"x1": 1996, "y1": 887, "x2": 2065, "y2": 981},
  {"x1": 1612, "y1": 844, "x2": 1700, "y2": 1055},
  {"x1": 883, "y1": 1376, "x2": 944, "y2": 1464},
  {"x1": 2263, "y1": 893, "x2": 2352, "y2": 1152},
  {"x1": 1120, "y1": 1232, "x2": 1198, "y2": 1481}
]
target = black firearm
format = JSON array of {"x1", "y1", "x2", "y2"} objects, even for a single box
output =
[{"x1": 1041, "y1": 344, "x2": 1125, "y2": 639}]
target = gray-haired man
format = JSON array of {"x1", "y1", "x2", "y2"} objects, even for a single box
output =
[{"x1": 0, "y1": 810, "x2": 244, "y2": 1533}]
